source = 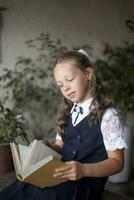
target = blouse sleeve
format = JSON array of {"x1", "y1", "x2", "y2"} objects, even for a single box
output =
[{"x1": 101, "y1": 108, "x2": 127, "y2": 151}]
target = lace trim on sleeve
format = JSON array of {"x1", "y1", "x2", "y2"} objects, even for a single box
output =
[{"x1": 101, "y1": 108, "x2": 127, "y2": 151}]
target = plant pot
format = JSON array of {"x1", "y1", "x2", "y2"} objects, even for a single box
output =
[
  {"x1": 126, "y1": 111, "x2": 134, "y2": 169},
  {"x1": 0, "y1": 143, "x2": 14, "y2": 173}
]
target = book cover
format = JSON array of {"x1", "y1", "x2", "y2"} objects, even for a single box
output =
[{"x1": 10, "y1": 140, "x2": 67, "y2": 188}]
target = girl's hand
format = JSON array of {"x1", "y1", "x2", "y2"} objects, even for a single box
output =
[{"x1": 53, "y1": 161, "x2": 84, "y2": 181}]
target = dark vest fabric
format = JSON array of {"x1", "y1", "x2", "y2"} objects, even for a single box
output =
[
  {"x1": 0, "y1": 114, "x2": 108, "y2": 200},
  {"x1": 61, "y1": 114, "x2": 108, "y2": 164}
]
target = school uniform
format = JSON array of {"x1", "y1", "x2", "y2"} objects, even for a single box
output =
[{"x1": 0, "y1": 98, "x2": 127, "y2": 200}]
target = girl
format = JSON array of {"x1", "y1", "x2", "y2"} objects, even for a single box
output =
[{"x1": 0, "y1": 49, "x2": 127, "y2": 200}]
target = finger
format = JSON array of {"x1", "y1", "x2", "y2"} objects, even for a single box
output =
[
  {"x1": 65, "y1": 161, "x2": 76, "y2": 164},
  {"x1": 54, "y1": 170, "x2": 71, "y2": 177},
  {"x1": 59, "y1": 173, "x2": 77, "y2": 181},
  {"x1": 55, "y1": 165, "x2": 71, "y2": 173},
  {"x1": 53, "y1": 172, "x2": 64, "y2": 178},
  {"x1": 54, "y1": 168, "x2": 75, "y2": 178},
  {"x1": 53, "y1": 170, "x2": 69, "y2": 178},
  {"x1": 53, "y1": 171, "x2": 72, "y2": 179}
]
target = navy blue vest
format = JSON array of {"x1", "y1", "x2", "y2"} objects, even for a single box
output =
[{"x1": 61, "y1": 113, "x2": 108, "y2": 163}]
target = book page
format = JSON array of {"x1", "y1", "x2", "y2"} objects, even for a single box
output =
[
  {"x1": 10, "y1": 143, "x2": 22, "y2": 174},
  {"x1": 23, "y1": 140, "x2": 62, "y2": 171},
  {"x1": 18, "y1": 144, "x2": 29, "y2": 170},
  {"x1": 21, "y1": 155, "x2": 53, "y2": 177}
]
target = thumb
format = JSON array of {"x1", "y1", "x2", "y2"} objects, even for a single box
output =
[{"x1": 65, "y1": 161, "x2": 76, "y2": 164}]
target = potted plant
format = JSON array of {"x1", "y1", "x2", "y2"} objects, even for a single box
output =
[
  {"x1": 94, "y1": 42, "x2": 134, "y2": 115},
  {"x1": 0, "y1": 104, "x2": 29, "y2": 173},
  {"x1": 0, "y1": 33, "x2": 93, "y2": 141},
  {"x1": 94, "y1": 42, "x2": 134, "y2": 182},
  {"x1": 0, "y1": 33, "x2": 68, "y2": 141},
  {"x1": 94, "y1": 16, "x2": 134, "y2": 116},
  {"x1": 93, "y1": 17, "x2": 134, "y2": 183}
]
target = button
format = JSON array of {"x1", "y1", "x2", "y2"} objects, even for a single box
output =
[
  {"x1": 64, "y1": 131, "x2": 68, "y2": 136},
  {"x1": 72, "y1": 150, "x2": 76, "y2": 155},
  {"x1": 77, "y1": 135, "x2": 81, "y2": 140}
]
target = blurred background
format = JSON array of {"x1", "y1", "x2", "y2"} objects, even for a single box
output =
[{"x1": 0, "y1": 0, "x2": 134, "y2": 199}]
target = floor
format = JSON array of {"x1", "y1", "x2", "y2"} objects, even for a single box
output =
[
  {"x1": 0, "y1": 171, "x2": 134, "y2": 199},
  {"x1": 104, "y1": 173, "x2": 134, "y2": 199}
]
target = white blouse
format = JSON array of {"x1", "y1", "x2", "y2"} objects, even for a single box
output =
[{"x1": 56, "y1": 98, "x2": 127, "y2": 151}]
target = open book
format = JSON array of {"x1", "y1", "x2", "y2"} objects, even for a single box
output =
[{"x1": 10, "y1": 139, "x2": 66, "y2": 188}]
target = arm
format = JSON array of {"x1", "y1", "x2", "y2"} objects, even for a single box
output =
[
  {"x1": 83, "y1": 149, "x2": 124, "y2": 177},
  {"x1": 53, "y1": 148, "x2": 124, "y2": 181}
]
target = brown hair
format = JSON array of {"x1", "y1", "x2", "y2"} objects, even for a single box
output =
[{"x1": 55, "y1": 51, "x2": 113, "y2": 134}]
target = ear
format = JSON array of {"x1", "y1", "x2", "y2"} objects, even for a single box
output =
[{"x1": 85, "y1": 67, "x2": 94, "y2": 80}]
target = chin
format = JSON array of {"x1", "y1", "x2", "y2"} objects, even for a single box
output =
[{"x1": 67, "y1": 97, "x2": 77, "y2": 103}]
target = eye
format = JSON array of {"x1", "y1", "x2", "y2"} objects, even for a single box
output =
[{"x1": 66, "y1": 77, "x2": 74, "y2": 81}]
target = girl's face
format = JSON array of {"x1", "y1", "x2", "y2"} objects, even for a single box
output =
[{"x1": 54, "y1": 61, "x2": 93, "y2": 103}]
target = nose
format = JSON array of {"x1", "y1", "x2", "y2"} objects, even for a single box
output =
[{"x1": 63, "y1": 84, "x2": 70, "y2": 92}]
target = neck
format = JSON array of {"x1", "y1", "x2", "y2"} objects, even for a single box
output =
[{"x1": 77, "y1": 93, "x2": 93, "y2": 104}]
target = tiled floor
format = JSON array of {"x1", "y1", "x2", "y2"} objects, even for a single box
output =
[{"x1": 0, "y1": 171, "x2": 134, "y2": 199}]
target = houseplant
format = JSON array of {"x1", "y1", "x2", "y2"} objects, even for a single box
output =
[
  {"x1": 94, "y1": 42, "x2": 134, "y2": 184},
  {"x1": 0, "y1": 103, "x2": 29, "y2": 173},
  {"x1": 94, "y1": 42, "x2": 134, "y2": 115},
  {"x1": 0, "y1": 33, "x2": 92, "y2": 141},
  {"x1": 94, "y1": 17, "x2": 134, "y2": 115},
  {"x1": 0, "y1": 33, "x2": 68, "y2": 141},
  {"x1": 93, "y1": 17, "x2": 134, "y2": 183}
]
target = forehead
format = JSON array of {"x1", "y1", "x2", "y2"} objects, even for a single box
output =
[{"x1": 54, "y1": 61, "x2": 81, "y2": 77}]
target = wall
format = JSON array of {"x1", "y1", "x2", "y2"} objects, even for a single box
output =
[{"x1": 0, "y1": 0, "x2": 134, "y2": 69}]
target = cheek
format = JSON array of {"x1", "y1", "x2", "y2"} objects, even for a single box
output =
[
  {"x1": 59, "y1": 88, "x2": 66, "y2": 96},
  {"x1": 75, "y1": 76, "x2": 88, "y2": 89},
  {"x1": 75, "y1": 83, "x2": 82, "y2": 91},
  {"x1": 77, "y1": 79, "x2": 89, "y2": 94}
]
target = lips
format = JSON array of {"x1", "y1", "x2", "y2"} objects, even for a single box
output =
[{"x1": 67, "y1": 91, "x2": 76, "y2": 98}]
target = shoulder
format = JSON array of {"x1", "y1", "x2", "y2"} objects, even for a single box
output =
[
  {"x1": 101, "y1": 107, "x2": 122, "y2": 135},
  {"x1": 102, "y1": 107, "x2": 119, "y2": 121},
  {"x1": 101, "y1": 108, "x2": 127, "y2": 151},
  {"x1": 101, "y1": 107, "x2": 122, "y2": 133}
]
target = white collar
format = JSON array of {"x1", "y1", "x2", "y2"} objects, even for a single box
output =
[{"x1": 70, "y1": 97, "x2": 93, "y2": 114}]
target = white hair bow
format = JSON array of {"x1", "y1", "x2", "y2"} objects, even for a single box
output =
[{"x1": 78, "y1": 49, "x2": 89, "y2": 57}]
